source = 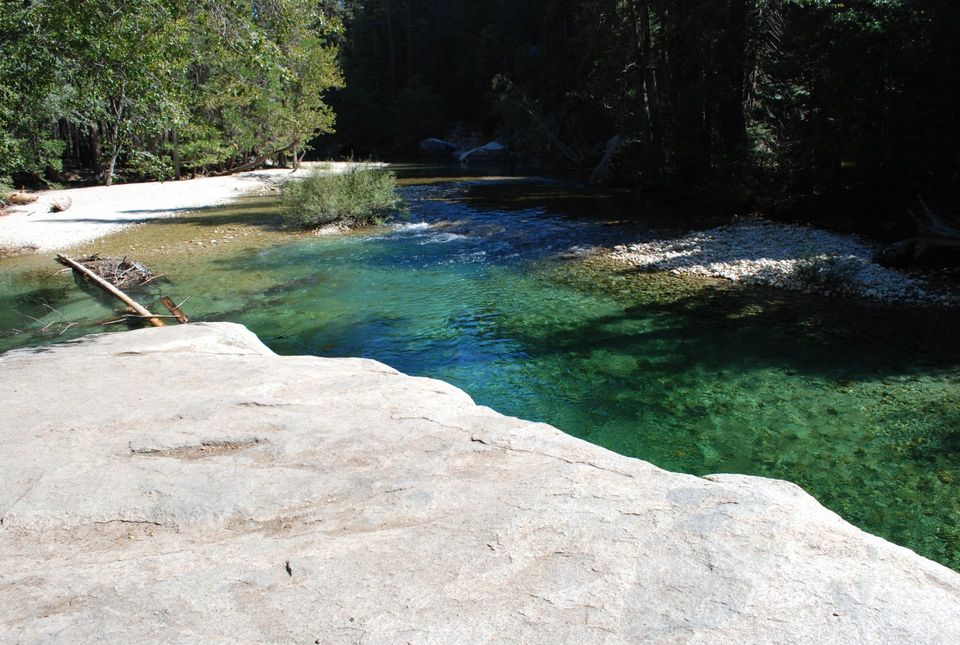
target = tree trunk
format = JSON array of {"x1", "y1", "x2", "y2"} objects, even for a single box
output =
[
  {"x1": 171, "y1": 128, "x2": 181, "y2": 180},
  {"x1": 103, "y1": 94, "x2": 125, "y2": 187},
  {"x1": 670, "y1": 1, "x2": 710, "y2": 183},
  {"x1": 104, "y1": 150, "x2": 118, "y2": 187},
  {"x1": 160, "y1": 296, "x2": 189, "y2": 324},
  {"x1": 405, "y1": 0, "x2": 414, "y2": 80},
  {"x1": 89, "y1": 126, "x2": 102, "y2": 177},
  {"x1": 68, "y1": 121, "x2": 79, "y2": 166},
  {"x1": 719, "y1": 0, "x2": 748, "y2": 154},
  {"x1": 105, "y1": 119, "x2": 120, "y2": 187},
  {"x1": 385, "y1": 0, "x2": 397, "y2": 95},
  {"x1": 589, "y1": 134, "x2": 624, "y2": 187},
  {"x1": 639, "y1": 0, "x2": 664, "y2": 171},
  {"x1": 213, "y1": 141, "x2": 297, "y2": 176},
  {"x1": 879, "y1": 198, "x2": 960, "y2": 267}
]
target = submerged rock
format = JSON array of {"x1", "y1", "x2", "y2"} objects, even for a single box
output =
[
  {"x1": 1, "y1": 322, "x2": 959, "y2": 642},
  {"x1": 0, "y1": 244, "x2": 37, "y2": 257},
  {"x1": 312, "y1": 221, "x2": 352, "y2": 236}
]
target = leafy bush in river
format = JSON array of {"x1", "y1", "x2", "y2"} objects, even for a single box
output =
[{"x1": 281, "y1": 165, "x2": 402, "y2": 229}]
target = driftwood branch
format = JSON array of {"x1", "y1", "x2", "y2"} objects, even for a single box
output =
[
  {"x1": 879, "y1": 197, "x2": 960, "y2": 267},
  {"x1": 55, "y1": 254, "x2": 166, "y2": 327},
  {"x1": 213, "y1": 141, "x2": 296, "y2": 176},
  {"x1": 160, "y1": 295, "x2": 190, "y2": 324},
  {"x1": 913, "y1": 196, "x2": 960, "y2": 240}
]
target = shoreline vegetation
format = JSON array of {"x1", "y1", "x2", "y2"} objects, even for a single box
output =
[{"x1": 280, "y1": 164, "x2": 403, "y2": 231}]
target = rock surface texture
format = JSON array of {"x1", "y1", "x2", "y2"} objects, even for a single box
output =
[{"x1": 1, "y1": 323, "x2": 959, "y2": 644}]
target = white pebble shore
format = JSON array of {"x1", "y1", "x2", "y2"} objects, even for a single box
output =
[{"x1": 611, "y1": 219, "x2": 957, "y2": 306}]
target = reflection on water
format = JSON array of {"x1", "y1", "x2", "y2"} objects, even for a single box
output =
[{"x1": 1, "y1": 168, "x2": 959, "y2": 570}]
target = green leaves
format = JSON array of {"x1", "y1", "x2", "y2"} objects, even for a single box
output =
[
  {"x1": 0, "y1": 0, "x2": 343, "y2": 184},
  {"x1": 281, "y1": 165, "x2": 402, "y2": 228}
]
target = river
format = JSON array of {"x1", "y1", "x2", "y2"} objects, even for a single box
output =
[{"x1": 2, "y1": 165, "x2": 959, "y2": 570}]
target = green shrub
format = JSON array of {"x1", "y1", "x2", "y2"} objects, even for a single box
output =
[
  {"x1": 281, "y1": 165, "x2": 402, "y2": 229},
  {"x1": 127, "y1": 150, "x2": 174, "y2": 182}
]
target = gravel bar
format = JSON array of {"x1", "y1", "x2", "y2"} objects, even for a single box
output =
[{"x1": 611, "y1": 219, "x2": 957, "y2": 306}]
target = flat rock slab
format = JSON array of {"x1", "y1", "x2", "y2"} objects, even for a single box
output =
[{"x1": 1, "y1": 323, "x2": 958, "y2": 643}]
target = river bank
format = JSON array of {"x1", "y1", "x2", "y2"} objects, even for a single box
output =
[
  {"x1": 4, "y1": 167, "x2": 957, "y2": 309},
  {"x1": 0, "y1": 162, "x2": 371, "y2": 255}
]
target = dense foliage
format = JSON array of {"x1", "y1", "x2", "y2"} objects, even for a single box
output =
[
  {"x1": 332, "y1": 0, "x2": 960, "y2": 222},
  {"x1": 0, "y1": 0, "x2": 343, "y2": 187},
  {"x1": 281, "y1": 166, "x2": 402, "y2": 227},
  {"x1": 4, "y1": 0, "x2": 958, "y2": 225}
]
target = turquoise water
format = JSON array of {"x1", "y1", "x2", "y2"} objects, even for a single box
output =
[{"x1": 2, "y1": 172, "x2": 959, "y2": 569}]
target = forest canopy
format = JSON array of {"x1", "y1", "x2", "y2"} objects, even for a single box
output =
[
  {"x1": 333, "y1": 0, "x2": 960, "y2": 219},
  {"x1": 0, "y1": 0, "x2": 343, "y2": 187},
  {"x1": 3, "y1": 0, "x2": 959, "y2": 223}
]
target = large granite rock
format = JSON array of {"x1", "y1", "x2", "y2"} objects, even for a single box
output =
[{"x1": 1, "y1": 323, "x2": 958, "y2": 643}]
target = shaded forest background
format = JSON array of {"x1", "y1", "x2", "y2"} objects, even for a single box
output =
[
  {"x1": 333, "y1": 0, "x2": 960, "y2": 228},
  {"x1": 3, "y1": 0, "x2": 960, "y2": 231}
]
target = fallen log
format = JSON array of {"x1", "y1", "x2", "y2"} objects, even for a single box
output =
[
  {"x1": 212, "y1": 141, "x2": 296, "y2": 176},
  {"x1": 160, "y1": 296, "x2": 190, "y2": 324},
  {"x1": 100, "y1": 314, "x2": 185, "y2": 326},
  {"x1": 56, "y1": 254, "x2": 166, "y2": 327},
  {"x1": 5, "y1": 192, "x2": 37, "y2": 205},
  {"x1": 878, "y1": 197, "x2": 960, "y2": 268}
]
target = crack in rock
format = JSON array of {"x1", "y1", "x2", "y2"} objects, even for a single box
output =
[{"x1": 130, "y1": 437, "x2": 265, "y2": 460}]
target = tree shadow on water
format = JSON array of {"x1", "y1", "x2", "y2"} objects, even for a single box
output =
[
  {"x1": 36, "y1": 197, "x2": 285, "y2": 230},
  {"x1": 513, "y1": 272, "x2": 960, "y2": 382},
  {"x1": 140, "y1": 197, "x2": 286, "y2": 230}
]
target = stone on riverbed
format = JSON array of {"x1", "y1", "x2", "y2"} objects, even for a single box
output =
[{"x1": 1, "y1": 322, "x2": 959, "y2": 643}]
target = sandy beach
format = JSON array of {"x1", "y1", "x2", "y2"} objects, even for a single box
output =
[{"x1": 0, "y1": 163, "x2": 367, "y2": 253}]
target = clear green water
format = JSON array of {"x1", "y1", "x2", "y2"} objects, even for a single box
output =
[{"x1": 2, "y1": 170, "x2": 959, "y2": 570}]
